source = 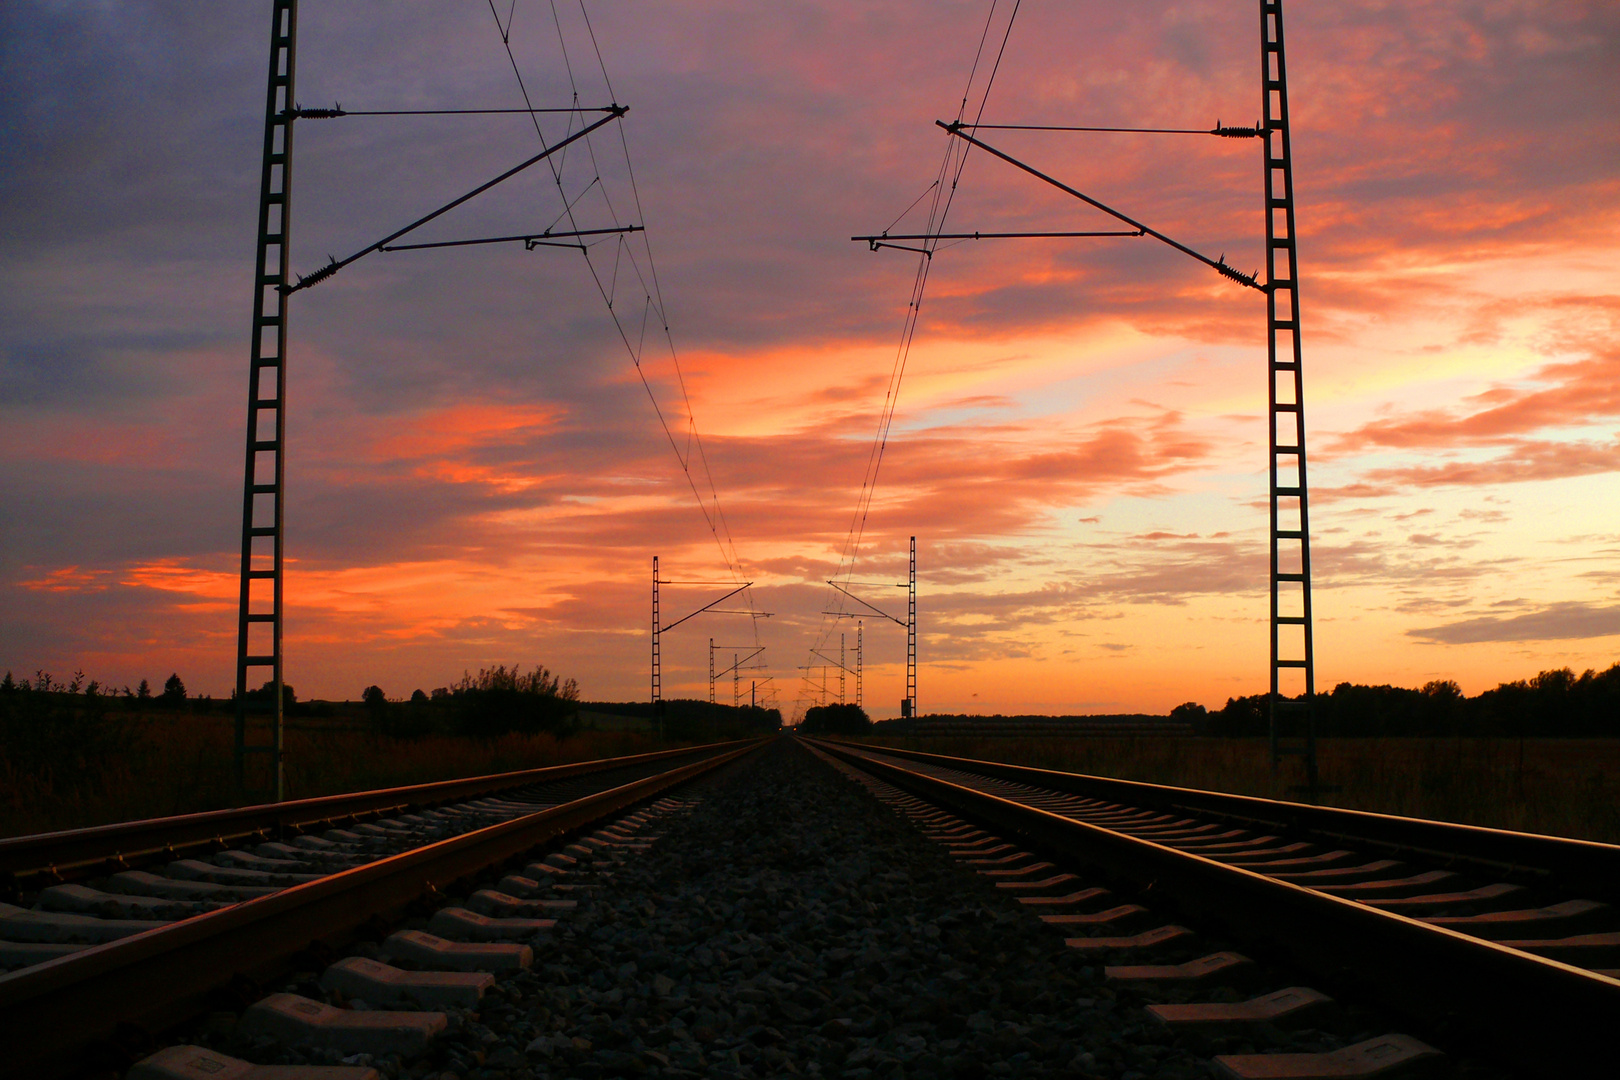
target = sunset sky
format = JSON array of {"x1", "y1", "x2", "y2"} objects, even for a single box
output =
[{"x1": 2, "y1": 1, "x2": 1617, "y2": 719}]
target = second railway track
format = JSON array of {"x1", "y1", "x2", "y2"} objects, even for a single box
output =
[
  {"x1": 809, "y1": 737, "x2": 1620, "y2": 1078},
  {"x1": 2, "y1": 739, "x2": 759, "y2": 1079}
]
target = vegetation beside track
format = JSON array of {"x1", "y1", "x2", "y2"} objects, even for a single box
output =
[
  {"x1": 856, "y1": 734, "x2": 1620, "y2": 844},
  {"x1": 0, "y1": 659, "x2": 784, "y2": 838},
  {"x1": 0, "y1": 696, "x2": 672, "y2": 839}
]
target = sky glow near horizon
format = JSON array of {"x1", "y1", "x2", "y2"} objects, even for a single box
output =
[{"x1": 2, "y1": 1, "x2": 1617, "y2": 719}]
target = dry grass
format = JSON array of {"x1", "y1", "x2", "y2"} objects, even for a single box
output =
[
  {"x1": 860, "y1": 735, "x2": 1620, "y2": 844},
  {"x1": 0, "y1": 712, "x2": 667, "y2": 839}
]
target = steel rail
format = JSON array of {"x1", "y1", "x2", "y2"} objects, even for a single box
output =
[
  {"x1": 0, "y1": 741, "x2": 748, "y2": 892},
  {"x1": 826, "y1": 740, "x2": 1620, "y2": 902},
  {"x1": 0, "y1": 739, "x2": 761, "y2": 1080},
  {"x1": 808, "y1": 737, "x2": 1620, "y2": 1080}
]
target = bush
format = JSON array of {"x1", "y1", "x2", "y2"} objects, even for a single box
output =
[
  {"x1": 800, "y1": 703, "x2": 871, "y2": 735},
  {"x1": 446, "y1": 664, "x2": 580, "y2": 740}
]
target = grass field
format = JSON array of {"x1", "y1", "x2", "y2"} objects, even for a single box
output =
[
  {"x1": 860, "y1": 734, "x2": 1620, "y2": 844},
  {"x1": 0, "y1": 710, "x2": 668, "y2": 839}
]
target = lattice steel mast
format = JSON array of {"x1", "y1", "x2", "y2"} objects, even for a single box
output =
[
  {"x1": 651, "y1": 557, "x2": 661, "y2": 707},
  {"x1": 1261, "y1": 0, "x2": 1317, "y2": 789},
  {"x1": 856, "y1": 621, "x2": 863, "y2": 707},
  {"x1": 907, "y1": 536, "x2": 917, "y2": 719},
  {"x1": 234, "y1": 0, "x2": 298, "y2": 799}
]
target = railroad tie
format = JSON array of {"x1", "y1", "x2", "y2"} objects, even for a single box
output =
[
  {"x1": 127, "y1": 1044, "x2": 379, "y2": 1080},
  {"x1": 0, "y1": 901, "x2": 167, "y2": 943},
  {"x1": 165, "y1": 858, "x2": 320, "y2": 887},
  {"x1": 963, "y1": 851, "x2": 1038, "y2": 868},
  {"x1": 428, "y1": 905, "x2": 555, "y2": 941},
  {"x1": 255, "y1": 841, "x2": 370, "y2": 867},
  {"x1": 104, "y1": 869, "x2": 279, "y2": 901},
  {"x1": 214, "y1": 849, "x2": 321, "y2": 874},
  {"x1": 995, "y1": 873, "x2": 1081, "y2": 891},
  {"x1": 36, "y1": 883, "x2": 217, "y2": 921},
  {"x1": 1147, "y1": 987, "x2": 1333, "y2": 1034},
  {"x1": 0, "y1": 939, "x2": 88, "y2": 968},
  {"x1": 1362, "y1": 882, "x2": 1525, "y2": 915},
  {"x1": 1105, "y1": 951, "x2": 1256, "y2": 988},
  {"x1": 1271, "y1": 859, "x2": 1408, "y2": 885},
  {"x1": 1492, "y1": 930, "x2": 1620, "y2": 966},
  {"x1": 1127, "y1": 820, "x2": 1219, "y2": 837},
  {"x1": 1212, "y1": 1033, "x2": 1444, "y2": 1079},
  {"x1": 522, "y1": 860, "x2": 574, "y2": 880},
  {"x1": 1221, "y1": 845, "x2": 1340, "y2": 868},
  {"x1": 496, "y1": 873, "x2": 544, "y2": 897},
  {"x1": 1016, "y1": 886, "x2": 1113, "y2": 908},
  {"x1": 288, "y1": 834, "x2": 347, "y2": 851},
  {"x1": 381, "y1": 929, "x2": 532, "y2": 972},
  {"x1": 321, "y1": 955, "x2": 493, "y2": 1009},
  {"x1": 1313, "y1": 870, "x2": 1458, "y2": 899},
  {"x1": 977, "y1": 860, "x2": 1056, "y2": 879},
  {"x1": 1420, "y1": 898, "x2": 1610, "y2": 939},
  {"x1": 1038, "y1": 903, "x2": 1151, "y2": 928},
  {"x1": 239, "y1": 992, "x2": 446, "y2": 1056},
  {"x1": 1063, "y1": 924, "x2": 1193, "y2": 953},
  {"x1": 465, "y1": 889, "x2": 577, "y2": 917},
  {"x1": 1173, "y1": 834, "x2": 1283, "y2": 853}
]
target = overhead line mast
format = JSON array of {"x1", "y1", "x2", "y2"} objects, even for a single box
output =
[
  {"x1": 821, "y1": 535, "x2": 916, "y2": 719},
  {"x1": 233, "y1": 0, "x2": 298, "y2": 798},
  {"x1": 851, "y1": 1, "x2": 1319, "y2": 791},
  {"x1": 231, "y1": 0, "x2": 633, "y2": 798},
  {"x1": 1260, "y1": 0, "x2": 1318, "y2": 789}
]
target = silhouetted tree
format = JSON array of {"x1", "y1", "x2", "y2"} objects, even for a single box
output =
[
  {"x1": 1170, "y1": 701, "x2": 1208, "y2": 730},
  {"x1": 136, "y1": 678, "x2": 151, "y2": 700},
  {"x1": 245, "y1": 681, "x2": 296, "y2": 711},
  {"x1": 161, "y1": 673, "x2": 187, "y2": 705}
]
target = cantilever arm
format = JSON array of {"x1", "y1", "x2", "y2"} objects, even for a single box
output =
[
  {"x1": 381, "y1": 225, "x2": 643, "y2": 253},
  {"x1": 284, "y1": 107, "x2": 627, "y2": 293},
  {"x1": 810, "y1": 649, "x2": 856, "y2": 675},
  {"x1": 661, "y1": 583, "x2": 753, "y2": 635},
  {"x1": 937, "y1": 120, "x2": 1263, "y2": 292},
  {"x1": 826, "y1": 580, "x2": 906, "y2": 628}
]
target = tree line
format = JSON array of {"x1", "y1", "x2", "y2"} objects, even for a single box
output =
[
  {"x1": 3, "y1": 669, "x2": 197, "y2": 706},
  {"x1": 1172, "y1": 662, "x2": 1620, "y2": 738}
]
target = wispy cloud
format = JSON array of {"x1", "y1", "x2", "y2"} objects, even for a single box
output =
[{"x1": 1409, "y1": 602, "x2": 1620, "y2": 644}]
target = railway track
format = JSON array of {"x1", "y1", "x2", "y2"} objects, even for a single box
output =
[
  {"x1": 8, "y1": 735, "x2": 1615, "y2": 1079},
  {"x1": 808, "y1": 737, "x2": 1620, "y2": 1079},
  {"x1": 1, "y1": 739, "x2": 760, "y2": 1079}
]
